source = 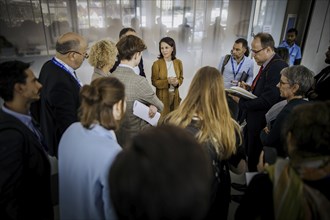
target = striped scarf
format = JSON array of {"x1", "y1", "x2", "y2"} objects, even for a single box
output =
[{"x1": 265, "y1": 157, "x2": 330, "y2": 220}]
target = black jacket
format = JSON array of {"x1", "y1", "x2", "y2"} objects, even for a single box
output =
[
  {"x1": 32, "y1": 60, "x2": 80, "y2": 156},
  {"x1": 0, "y1": 109, "x2": 53, "y2": 220}
]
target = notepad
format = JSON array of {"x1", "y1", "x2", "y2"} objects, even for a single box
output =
[
  {"x1": 133, "y1": 100, "x2": 160, "y2": 127},
  {"x1": 226, "y1": 86, "x2": 257, "y2": 99}
]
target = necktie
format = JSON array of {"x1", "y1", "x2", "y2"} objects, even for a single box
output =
[
  {"x1": 251, "y1": 66, "x2": 263, "y2": 92},
  {"x1": 73, "y1": 71, "x2": 83, "y2": 87}
]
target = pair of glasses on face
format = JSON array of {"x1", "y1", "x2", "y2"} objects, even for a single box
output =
[
  {"x1": 60, "y1": 51, "x2": 89, "y2": 59},
  {"x1": 251, "y1": 47, "x2": 267, "y2": 54},
  {"x1": 279, "y1": 80, "x2": 291, "y2": 86}
]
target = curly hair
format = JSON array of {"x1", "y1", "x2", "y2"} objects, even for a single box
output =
[{"x1": 88, "y1": 40, "x2": 118, "y2": 69}]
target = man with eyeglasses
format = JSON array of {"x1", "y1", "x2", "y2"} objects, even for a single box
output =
[
  {"x1": 32, "y1": 32, "x2": 88, "y2": 157},
  {"x1": 230, "y1": 32, "x2": 288, "y2": 172}
]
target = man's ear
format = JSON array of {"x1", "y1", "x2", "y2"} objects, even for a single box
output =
[
  {"x1": 113, "y1": 100, "x2": 123, "y2": 120},
  {"x1": 133, "y1": 52, "x2": 141, "y2": 61},
  {"x1": 291, "y1": 84, "x2": 300, "y2": 94},
  {"x1": 68, "y1": 51, "x2": 76, "y2": 61},
  {"x1": 14, "y1": 83, "x2": 24, "y2": 94}
]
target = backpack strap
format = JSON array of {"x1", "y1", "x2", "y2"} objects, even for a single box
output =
[{"x1": 221, "y1": 54, "x2": 231, "y2": 75}]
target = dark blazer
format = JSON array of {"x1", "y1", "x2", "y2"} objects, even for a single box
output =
[
  {"x1": 238, "y1": 54, "x2": 288, "y2": 171},
  {"x1": 0, "y1": 109, "x2": 53, "y2": 220},
  {"x1": 32, "y1": 60, "x2": 81, "y2": 157},
  {"x1": 110, "y1": 56, "x2": 146, "y2": 77},
  {"x1": 260, "y1": 98, "x2": 308, "y2": 157},
  {"x1": 313, "y1": 66, "x2": 330, "y2": 101}
]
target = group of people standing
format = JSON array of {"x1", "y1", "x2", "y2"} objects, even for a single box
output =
[{"x1": 0, "y1": 24, "x2": 329, "y2": 220}]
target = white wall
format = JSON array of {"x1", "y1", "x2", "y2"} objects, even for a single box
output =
[{"x1": 302, "y1": 0, "x2": 330, "y2": 75}]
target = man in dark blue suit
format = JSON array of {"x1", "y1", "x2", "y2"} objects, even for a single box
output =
[
  {"x1": 0, "y1": 61, "x2": 53, "y2": 219},
  {"x1": 32, "y1": 32, "x2": 88, "y2": 157},
  {"x1": 230, "y1": 33, "x2": 288, "y2": 171}
]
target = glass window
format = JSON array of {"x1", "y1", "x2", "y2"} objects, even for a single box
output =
[{"x1": 0, "y1": 0, "x2": 286, "y2": 64}]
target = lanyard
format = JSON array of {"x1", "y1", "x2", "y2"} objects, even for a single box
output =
[
  {"x1": 52, "y1": 58, "x2": 82, "y2": 87},
  {"x1": 289, "y1": 46, "x2": 295, "y2": 56},
  {"x1": 231, "y1": 56, "x2": 245, "y2": 79}
]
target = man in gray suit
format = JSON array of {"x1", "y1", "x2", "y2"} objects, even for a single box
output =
[{"x1": 112, "y1": 35, "x2": 163, "y2": 147}]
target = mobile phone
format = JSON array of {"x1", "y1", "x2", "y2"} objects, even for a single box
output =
[
  {"x1": 263, "y1": 147, "x2": 277, "y2": 165},
  {"x1": 239, "y1": 71, "x2": 248, "y2": 82}
]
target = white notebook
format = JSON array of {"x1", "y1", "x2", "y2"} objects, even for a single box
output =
[
  {"x1": 133, "y1": 100, "x2": 160, "y2": 127},
  {"x1": 226, "y1": 86, "x2": 257, "y2": 99}
]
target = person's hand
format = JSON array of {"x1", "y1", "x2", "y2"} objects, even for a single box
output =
[
  {"x1": 263, "y1": 126, "x2": 270, "y2": 134},
  {"x1": 148, "y1": 105, "x2": 157, "y2": 118},
  {"x1": 171, "y1": 77, "x2": 179, "y2": 86},
  {"x1": 167, "y1": 77, "x2": 173, "y2": 84},
  {"x1": 238, "y1": 81, "x2": 251, "y2": 91},
  {"x1": 257, "y1": 150, "x2": 269, "y2": 172},
  {"x1": 228, "y1": 94, "x2": 240, "y2": 103}
]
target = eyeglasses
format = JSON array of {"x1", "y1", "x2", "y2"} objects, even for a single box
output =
[
  {"x1": 59, "y1": 50, "x2": 89, "y2": 59},
  {"x1": 279, "y1": 80, "x2": 291, "y2": 85},
  {"x1": 251, "y1": 47, "x2": 267, "y2": 54}
]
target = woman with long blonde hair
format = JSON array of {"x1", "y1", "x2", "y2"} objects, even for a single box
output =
[{"x1": 165, "y1": 66, "x2": 246, "y2": 220}]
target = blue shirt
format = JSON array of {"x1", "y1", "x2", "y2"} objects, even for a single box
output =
[
  {"x1": 218, "y1": 55, "x2": 254, "y2": 89},
  {"x1": 58, "y1": 123, "x2": 122, "y2": 220},
  {"x1": 2, "y1": 105, "x2": 43, "y2": 143},
  {"x1": 278, "y1": 41, "x2": 302, "y2": 66}
]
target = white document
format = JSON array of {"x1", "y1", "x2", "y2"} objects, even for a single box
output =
[
  {"x1": 225, "y1": 86, "x2": 257, "y2": 99},
  {"x1": 245, "y1": 172, "x2": 258, "y2": 185},
  {"x1": 133, "y1": 100, "x2": 160, "y2": 127}
]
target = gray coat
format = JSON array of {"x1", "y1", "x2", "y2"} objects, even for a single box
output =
[{"x1": 111, "y1": 66, "x2": 163, "y2": 147}]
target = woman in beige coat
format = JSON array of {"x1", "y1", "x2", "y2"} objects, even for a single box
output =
[{"x1": 152, "y1": 37, "x2": 183, "y2": 118}]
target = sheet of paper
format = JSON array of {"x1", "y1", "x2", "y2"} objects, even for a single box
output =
[
  {"x1": 245, "y1": 172, "x2": 258, "y2": 185},
  {"x1": 133, "y1": 100, "x2": 160, "y2": 127}
]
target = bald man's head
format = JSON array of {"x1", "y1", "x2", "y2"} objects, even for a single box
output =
[
  {"x1": 56, "y1": 32, "x2": 85, "y2": 54},
  {"x1": 55, "y1": 32, "x2": 88, "y2": 70}
]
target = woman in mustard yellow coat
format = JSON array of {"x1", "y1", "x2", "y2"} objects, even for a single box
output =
[{"x1": 151, "y1": 37, "x2": 183, "y2": 117}]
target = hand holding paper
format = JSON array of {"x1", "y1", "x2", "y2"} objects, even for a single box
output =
[{"x1": 133, "y1": 100, "x2": 160, "y2": 126}]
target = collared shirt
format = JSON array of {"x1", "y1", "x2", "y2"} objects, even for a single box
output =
[
  {"x1": 278, "y1": 41, "x2": 302, "y2": 66},
  {"x1": 218, "y1": 55, "x2": 254, "y2": 89},
  {"x1": 118, "y1": 63, "x2": 140, "y2": 76},
  {"x1": 2, "y1": 105, "x2": 36, "y2": 134},
  {"x1": 262, "y1": 53, "x2": 276, "y2": 69},
  {"x1": 2, "y1": 105, "x2": 43, "y2": 144},
  {"x1": 53, "y1": 57, "x2": 83, "y2": 86},
  {"x1": 54, "y1": 57, "x2": 75, "y2": 75}
]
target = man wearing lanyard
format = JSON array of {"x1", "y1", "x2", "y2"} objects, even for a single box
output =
[
  {"x1": 279, "y1": 28, "x2": 302, "y2": 66},
  {"x1": 230, "y1": 33, "x2": 288, "y2": 172},
  {"x1": 0, "y1": 61, "x2": 53, "y2": 219},
  {"x1": 32, "y1": 32, "x2": 88, "y2": 157},
  {"x1": 218, "y1": 38, "x2": 254, "y2": 119}
]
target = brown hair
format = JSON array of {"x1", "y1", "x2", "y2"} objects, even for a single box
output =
[
  {"x1": 116, "y1": 35, "x2": 146, "y2": 61},
  {"x1": 78, "y1": 77, "x2": 125, "y2": 130},
  {"x1": 254, "y1": 32, "x2": 275, "y2": 51}
]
